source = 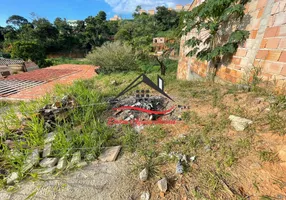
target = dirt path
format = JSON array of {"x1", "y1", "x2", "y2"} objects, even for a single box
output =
[{"x1": 0, "y1": 156, "x2": 140, "y2": 200}]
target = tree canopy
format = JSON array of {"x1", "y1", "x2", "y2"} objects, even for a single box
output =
[{"x1": 0, "y1": 7, "x2": 183, "y2": 69}]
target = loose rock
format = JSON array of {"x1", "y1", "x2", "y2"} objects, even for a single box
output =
[
  {"x1": 32, "y1": 167, "x2": 56, "y2": 175},
  {"x1": 71, "y1": 151, "x2": 81, "y2": 165},
  {"x1": 39, "y1": 158, "x2": 58, "y2": 168},
  {"x1": 99, "y1": 146, "x2": 121, "y2": 162},
  {"x1": 77, "y1": 161, "x2": 88, "y2": 168},
  {"x1": 157, "y1": 177, "x2": 168, "y2": 192},
  {"x1": 43, "y1": 143, "x2": 52, "y2": 157},
  {"x1": 140, "y1": 191, "x2": 150, "y2": 200},
  {"x1": 57, "y1": 156, "x2": 67, "y2": 170},
  {"x1": 44, "y1": 132, "x2": 56, "y2": 144},
  {"x1": 139, "y1": 168, "x2": 148, "y2": 181},
  {"x1": 176, "y1": 161, "x2": 183, "y2": 174},
  {"x1": 22, "y1": 149, "x2": 40, "y2": 173},
  {"x1": 6, "y1": 172, "x2": 19, "y2": 185},
  {"x1": 228, "y1": 115, "x2": 253, "y2": 131},
  {"x1": 278, "y1": 146, "x2": 286, "y2": 162},
  {"x1": 85, "y1": 154, "x2": 94, "y2": 161}
]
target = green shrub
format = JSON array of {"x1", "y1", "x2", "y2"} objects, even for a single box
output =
[
  {"x1": 45, "y1": 57, "x2": 92, "y2": 66},
  {"x1": 86, "y1": 41, "x2": 138, "y2": 74},
  {"x1": 11, "y1": 41, "x2": 46, "y2": 67}
]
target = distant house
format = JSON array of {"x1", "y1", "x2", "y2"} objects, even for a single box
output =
[
  {"x1": 67, "y1": 20, "x2": 79, "y2": 28},
  {"x1": 110, "y1": 15, "x2": 122, "y2": 21},
  {"x1": 139, "y1": 9, "x2": 147, "y2": 14},
  {"x1": 175, "y1": 5, "x2": 183, "y2": 11},
  {"x1": 148, "y1": 10, "x2": 155, "y2": 15},
  {"x1": 152, "y1": 37, "x2": 177, "y2": 58}
]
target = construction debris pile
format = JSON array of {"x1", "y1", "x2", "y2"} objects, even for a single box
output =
[
  {"x1": 109, "y1": 91, "x2": 180, "y2": 124},
  {"x1": 109, "y1": 90, "x2": 189, "y2": 125},
  {"x1": 1, "y1": 96, "x2": 79, "y2": 184}
]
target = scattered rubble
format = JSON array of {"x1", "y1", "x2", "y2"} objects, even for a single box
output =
[
  {"x1": 6, "y1": 172, "x2": 19, "y2": 185},
  {"x1": 176, "y1": 161, "x2": 183, "y2": 174},
  {"x1": 99, "y1": 146, "x2": 121, "y2": 162},
  {"x1": 71, "y1": 151, "x2": 81, "y2": 165},
  {"x1": 32, "y1": 167, "x2": 57, "y2": 175},
  {"x1": 140, "y1": 191, "x2": 150, "y2": 200},
  {"x1": 43, "y1": 143, "x2": 52, "y2": 157},
  {"x1": 139, "y1": 168, "x2": 148, "y2": 181},
  {"x1": 157, "y1": 177, "x2": 168, "y2": 192},
  {"x1": 39, "y1": 158, "x2": 58, "y2": 168},
  {"x1": 190, "y1": 156, "x2": 196, "y2": 162},
  {"x1": 77, "y1": 161, "x2": 88, "y2": 168},
  {"x1": 57, "y1": 156, "x2": 67, "y2": 170},
  {"x1": 85, "y1": 154, "x2": 94, "y2": 161},
  {"x1": 229, "y1": 115, "x2": 253, "y2": 131},
  {"x1": 22, "y1": 149, "x2": 40, "y2": 173},
  {"x1": 44, "y1": 132, "x2": 57, "y2": 144}
]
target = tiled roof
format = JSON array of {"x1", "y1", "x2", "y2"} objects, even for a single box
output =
[
  {"x1": 0, "y1": 58, "x2": 25, "y2": 66},
  {"x1": 0, "y1": 64, "x2": 96, "y2": 100}
]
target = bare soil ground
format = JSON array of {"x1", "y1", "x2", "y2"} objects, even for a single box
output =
[{"x1": 1, "y1": 75, "x2": 286, "y2": 200}]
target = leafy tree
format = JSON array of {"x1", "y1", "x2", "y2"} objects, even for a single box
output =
[
  {"x1": 97, "y1": 11, "x2": 107, "y2": 21},
  {"x1": 11, "y1": 41, "x2": 45, "y2": 65},
  {"x1": 18, "y1": 23, "x2": 34, "y2": 41},
  {"x1": 155, "y1": 6, "x2": 179, "y2": 31},
  {"x1": 32, "y1": 18, "x2": 58, "y2": 41},
  {"x1": 86, "y1": 41, "x2": 137, "y2": 74},
  {"x1": 32, "y1": 18, "x2": 59, "y2": 52},
  {"x1": 84, "y1": 11, "x2": 109, "y2": 49},
  {"x1": 6, "y1": 15, "x2": 29, "y2": 28},
  {"x1": 185, "y1": 0, "x2": 249, "y2": 80},
  {"x1": 0, "y1": 26, "x2": 4, "y2": 42}
]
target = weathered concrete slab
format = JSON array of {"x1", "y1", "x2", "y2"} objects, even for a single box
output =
[{"x1": 98, "y1": 146, "x2": 121, "y2": 162}]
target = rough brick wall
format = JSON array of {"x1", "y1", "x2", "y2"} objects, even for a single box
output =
[{"x1": 177, "y1": 0, "x2": 286, "y2": 87}]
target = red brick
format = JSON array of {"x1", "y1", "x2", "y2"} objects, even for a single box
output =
[
  {"x1": 266, "y1": 50, "x2": 282, "y2": 61},
  {"x1": 279, "y1": 38, "x2": 286, "y2": 48},
  {"x1": 279, "y1": 51, "x2": 286, "y2": 62},
  {"x1": 264, "y1": 27, "x2": 280, "y2": 38},
  {"x1": 249, "y1": 30, "x2": 258, "y2": 39},
  {"x1": 266, "y1": 38, "x2": 281, "y2": 49},
  {"x1": 281, "y1": 66, "x2": 286, "y2": 76},
  {"x1": 256, "y1": 50, "x2": 269, "y2": 59},
  {"x1": 234, "y1": 65, "x2": 242, "y2": 70},
  {"x1": 261, "y1": 73, "x2": 273, "y2": 79},
  {"x1": 264, "y1": 62, "x2": 283, "y2": 74},
  {"x1": 260, "y1": 39, "x2": 268, "y2": 48},
  {"x1": 232, "y1": 57, "x2": 241, "y2": 65},
  {"x1": 235, "y1": 49, "x2": 247, "y2": 57}
]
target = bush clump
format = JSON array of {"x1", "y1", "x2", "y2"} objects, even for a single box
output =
[{"x1": 86, "y1": 41, "x2": 138, "y2": 74}]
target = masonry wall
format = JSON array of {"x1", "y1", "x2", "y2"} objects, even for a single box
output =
[{"x1": 177, "y1": 0, "x2": 286, "y2": 87}]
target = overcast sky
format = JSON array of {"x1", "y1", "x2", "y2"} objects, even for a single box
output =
[{"x1": 0, "y1": 0, "x2": 193, "y2": 26}]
